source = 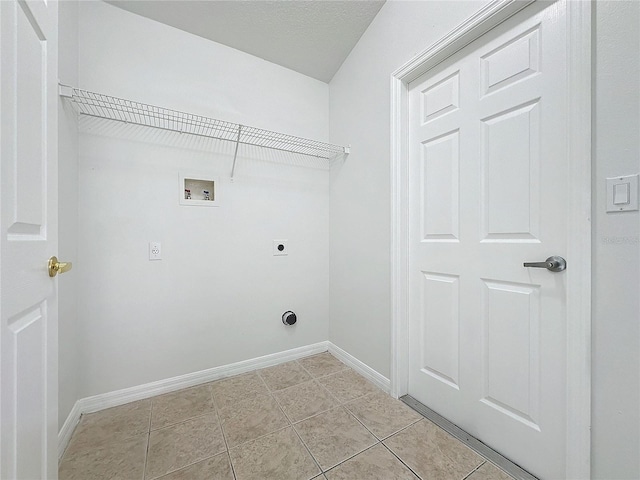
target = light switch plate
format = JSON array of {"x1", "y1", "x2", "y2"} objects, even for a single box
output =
[{"x1": 606, "y1": 174, "x2": 638, "y2": 212}]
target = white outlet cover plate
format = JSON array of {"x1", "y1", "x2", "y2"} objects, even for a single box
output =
[
  {"x1": 149, "y1": 242, "x2": 162, "y2": 260},
  {"x1": 606, "y1": 174, "x2": 639, "y2": 212},
  {"x1": 273, "y1": 239, "x2": 288, "y2": 256}
]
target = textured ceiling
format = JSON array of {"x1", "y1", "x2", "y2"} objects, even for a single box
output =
[{"x1": 105, "y1": 0, "x2": 386, "y2": 83}]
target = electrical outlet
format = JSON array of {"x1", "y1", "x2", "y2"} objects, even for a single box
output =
[
  {"x1": 149, "y1": 242, "x2": 162, "y2": 260},
  {"x1": 273, "y1": 239, "x2": 288, "y2": 256}
]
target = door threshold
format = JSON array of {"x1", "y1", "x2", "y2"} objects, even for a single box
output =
[{"x1": 400, "y1": 395, "x2": 538, "y2": 480}]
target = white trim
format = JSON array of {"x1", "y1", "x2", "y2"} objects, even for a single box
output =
[
  {"x1": 390, "y1": 63, "x2": 410, "y2": 399},
  {"x1": 327, "y1": 343, "x2": 391, "y2": 393},
  {"x1": 79, "y1": 341, "x2": 330, "y2": 414},
  {"x1": 58, "y1": 341, "x2": 329, "y2": 459},
  {"x1": 57, "y1": 401, "x2": 82, "y2": 460},
  {"x1": 390, "y1": 0, "x2": 592, "y2": 478},
  {"x1": 391, "y1": 0, "x2": 534, "y2": 83},
  {"x1": 564, "y1": 1, "x2": 592, "y2": 478}
]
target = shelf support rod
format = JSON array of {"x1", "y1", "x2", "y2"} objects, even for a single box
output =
[{"x1": 230, "y1": 125, "x2": 242, "y2": 181}]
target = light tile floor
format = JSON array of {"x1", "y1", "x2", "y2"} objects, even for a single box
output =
[{"x1": 59, "y1": 352, "x2": 514, "y2": 480}]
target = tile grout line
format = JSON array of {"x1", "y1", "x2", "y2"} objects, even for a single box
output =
[
  {"x1": 142, "y1": 403, "x2": 153, "y2": 480},
  {"x1": 294, "y1": 354, "x2": 350, "y2": 381},
  {"x1": 149, "y1": 409, "x2": 217, "y2": 433},
  {"x1": 255, "y1": 367, "x2": 276, "y2": 394},
  {"x1": 321, "y1": 441, "x2": 383, "y2": 476},
  {"x1": 147, "y1": 385, "x2": 238, "y2": 480},
  {"x1": 229, "y1": 373, "x2": 301, "y2": 449},
  {"x1": 378, "y1": 417, "x2": 425, "y2": 443},
  {"x1": 337, "y1": 392, "x2": 425, "y2": 451},
  {"x1": 284, "y1": 377, "x2": 344, "y2": 424},
  {"x1": 461, "y1": 461, "x2": 487, "y2": 480},
  {"x1": 257, "y1": 366, "x2": 330, "y2": 478},
  {"x1": 320, "y1": 378, "x2": 380, "y2": 408},
  {"x1": 149, "y1": 384, "x2": 219, "y2": 432},
  {"x1": 149, "y1": 452, "x2": 235, "y2": 480},
  {"x1": 279, "y1": 400, "x2": 325, "y2": 477},
  {"x1": 211, "y1": 385, "x2": 237, "y2": 480},
  {"x1": 335, "y1": 399, "x2": 440, "y2": 480},
  {"x1": 286, "y1": 386, "x2": 376, "y2": 427},
  {"x1": 269, "y1": 364, "x2": 389, "y2": 472},
  {"x1": 255, "y1": 371, "x2": 324, "y2": 477},
  {"x1": 378, "y1": 440, "x2": 425, "y2": 480},
  {"x1": 320, "y1": 440, "x2": 382, "y2": 475},
  {"x1": 295, "y1": 353, "x2": 366, "y2": 407},
  {"x1": 211, "y1": 390, "x2": 233, "y2": 477},
  {"x1": 268, "y1": 378, "x2": 328, "y2": 424},
  {"x1": 293, "y1": 357, "x2": 315, "y2": 379},
  {"x1": 228, "y1": 424, "x2": 293, "y2": 452},
  {"x1": 151, "y1": 453, "x2": 226, "y2": 480},
  {"x1": 60, "y1": 428, "x2": 150, "y2": 462},
  {"x1": 281, "y1": 388, "x2": 379, "y2": 474},
  {"x1": 322, "y1": 393, "x2": 423, "y2": 442},
  {"x1": 376, "y1": 417, "x2": 486, "y2": 480},
  {"x1": 316, "y1": 378, "x2": 346, "y2": 406},
  {"x1": 290, "y1": 403, "x2": 339, "y2": 426},
  {"x1": 332, "y1": 401, "x2": 424, "y2": 476},
  {"x1": 60, "y1": 400, "x2": 155, "y2": 463},
  {"x1": 337, "y1": 401, "x2": 382, "y2": 442},
  {"x1": 401, "y1": 396, "x2": 526, "y2": 480}
]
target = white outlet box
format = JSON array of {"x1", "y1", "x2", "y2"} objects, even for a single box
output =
[
  {"x1": 273, "y1": 239, "x2": 288, "y2": 256},
  {"x1": 149, "y1": 242, "x2": 162, "y2": 260},
  {"x1": 179, "y1": 172, "x2": 220, "y2": 207}
]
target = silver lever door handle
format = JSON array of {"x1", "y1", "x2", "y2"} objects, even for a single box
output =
[{"x1": 523, "y1": 256, "x2": 566, "y2": 272}]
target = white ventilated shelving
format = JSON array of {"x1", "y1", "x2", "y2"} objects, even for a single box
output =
[{"x1": 59, "y1": 85, "x2": 349, "y2": 178}]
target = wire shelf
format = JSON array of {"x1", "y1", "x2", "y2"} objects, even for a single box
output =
[{"x1": 60, "y1": 85, "x2": 348, "y2": 175}]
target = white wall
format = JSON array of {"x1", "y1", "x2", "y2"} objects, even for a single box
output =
[
  {"x1": 329, "y1": 1, "x2": 640, "y2": 478},
  {"x1": 328, "y1": 0, "x2": 490, "y2": 379},
  {"x1": 75, "y1": 1, "x2": 331, "y2": 398},
  {"x1": 592, "y1": 2, "x2": 640, "y2": 478},
  {"x1": 58, "y1": 0, "x2": 79, "y2": 428}
]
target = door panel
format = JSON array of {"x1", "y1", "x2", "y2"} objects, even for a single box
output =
[
  {"x1": 481, "y1": 100, "x2": 540, "y2": 241},
  {"x1": 1, "y1": 0, "x2": 58, "y2": 478},
  {"x1": 420, "y1": 272, "x2": 460, "y2": 389},
  {"x1": 480, "y1": 25, "x2": 540, "y2": 96},
  {"x1": 14, "y1": 2, "x2": 46, "y2": 234},
  {"x1": 420, "y1": 130, "x2": 460, "y2": 241},
  {"x1": 408, "y1": 2, "x2": 567, "y2": 478},
  {"x1": 481, "y1": 279, "x2": 540, "y2": 430}
]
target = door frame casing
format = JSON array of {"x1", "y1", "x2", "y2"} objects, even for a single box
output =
[{"x1": 389, "y1": 1, "x2": 592, "y2": 478}]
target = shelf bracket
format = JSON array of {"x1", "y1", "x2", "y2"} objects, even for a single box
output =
[
  {"x1": 230, "y1": 125, "x2": 242, "y2": 181},
  {"x1": 59, "y1": 84, "x2": 74, "y2": 98}
]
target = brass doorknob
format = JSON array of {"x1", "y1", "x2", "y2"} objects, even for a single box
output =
[{"x1": 48, "y1": 256, "x2": 72, "y2": 277}]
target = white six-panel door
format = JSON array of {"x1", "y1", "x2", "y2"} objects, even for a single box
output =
[
  {"x1": 408, "y1": 2, "x2": 568, "y2": 478},
  {"x1": 1, "y1": 0, "x2": 59, "y2": 478}
]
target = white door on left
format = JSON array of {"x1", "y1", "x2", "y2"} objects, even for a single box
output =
[{"x1": 1, "y1": 0, "x2": 59, "y2": 478}]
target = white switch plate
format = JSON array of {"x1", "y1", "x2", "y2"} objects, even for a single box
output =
[
  {"x1": 273, "y1": 239, "x2": 288, "y2": 256},
  {"x1": 606, "y1": 174, "x2": 639, "y2": 212},
  {"x1": 149, "y1": 242, "x2": 162, "y2": 260}
]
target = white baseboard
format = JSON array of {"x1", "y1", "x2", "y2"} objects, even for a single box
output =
[
  {"x1": 327, "y1": 343, "x2": 391, "y2": 393},
  {"x1": 58, "y1": 340, "x2": 390, "y2": 459},
  {"x1": 58, "y1": 400, "x2": 83, "y2": 460},
  {"x1": 58, "y1": 341, "x2": 328, "y2": 458},
  {"x1": 78, "y1": 341, "x2": 331, "y2": 416}
]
